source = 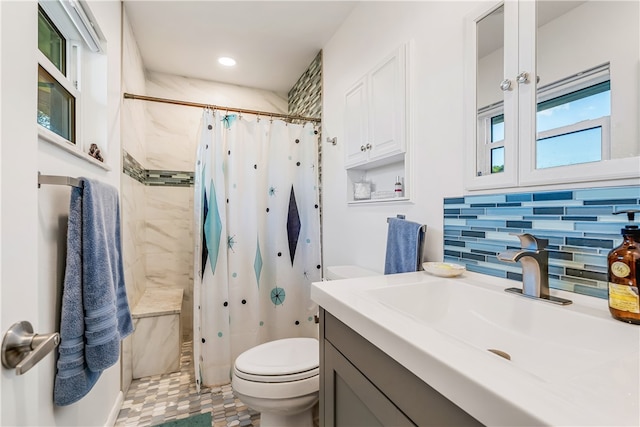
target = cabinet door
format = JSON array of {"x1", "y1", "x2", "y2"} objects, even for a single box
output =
[
  {"x1": 368, "y1": 45, "x2": 406, "y2": 163},
  {"x1": 324, "y1": 340, "x2": 415, "y2": 427},
  {"x1": 344, "y1": 77, "x2": 369, "y2": 167}
]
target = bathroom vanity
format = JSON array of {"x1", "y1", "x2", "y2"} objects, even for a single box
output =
[
  {"x1": 320, "y1": 309, "x2": 481, "y2": 426},
  {"x1": 311, "y1": 271, "x2": 639, "y2": 426}
]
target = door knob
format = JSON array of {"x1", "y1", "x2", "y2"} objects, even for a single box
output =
[{"x1": 1, "y1": 321, "x2": 60, "y2": 375}]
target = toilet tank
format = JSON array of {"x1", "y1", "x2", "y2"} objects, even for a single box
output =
[{"x1": 326, "y1": 265, "x2": 380, "y2": 280}]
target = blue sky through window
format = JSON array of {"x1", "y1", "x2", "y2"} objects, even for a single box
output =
[{"x1": 489, "y1": 84, "x2": 610, "y2": 171}]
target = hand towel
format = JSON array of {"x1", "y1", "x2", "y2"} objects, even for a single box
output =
[
  {"x1": 384, "y1": 218, "x2": 425, "y2": 274},
  {"x1": 54, "y1": 178, "x2": 133, "y2": 406},
  {"x1": 81, "y1": 178, "x2": 133, "y2": 371}
]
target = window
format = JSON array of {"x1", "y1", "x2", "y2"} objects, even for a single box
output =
[
  {"x1": 37, "y1": 0, "x2": 106, "y2": 163},
  {"x1": 477, "y1": 66, "x2": 611, "y2": 176},
  {"x1": 38, "y1": 65, "x2": 75, "y2": 142},
  {"x1": 38, "y1": 6, "x2": 66, "y2": 74}
]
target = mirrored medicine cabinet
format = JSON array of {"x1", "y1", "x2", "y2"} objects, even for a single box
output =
[{"x1": 465, "y1": 0, "x2": 640, "y2": 191}]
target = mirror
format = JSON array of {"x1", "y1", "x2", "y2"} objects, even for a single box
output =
[
  {"x1": 475, "y1": 4, "x2": 505, "y2": 177},
  {"x1": 474, "y1": 0, "x2": 639, "y2": 180}
]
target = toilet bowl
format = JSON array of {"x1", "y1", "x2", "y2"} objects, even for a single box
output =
[
  {"x1": 232, "y1": 266, "x2": 378, "y2": 426},
  {"x1": 232, "y1": 337, "x2": 319, "y2": 427}
]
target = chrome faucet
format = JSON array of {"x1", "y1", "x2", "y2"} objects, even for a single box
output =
[{"x1": 498, "y1": 233, "x2": 571, "y2": 305}]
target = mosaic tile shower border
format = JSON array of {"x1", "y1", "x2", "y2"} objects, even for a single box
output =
[
  {"x1": 123, "y1": 150, "x2": 194, "y2": 187},
  {"x1": 443, "y1": 185, "x2": 640, "y2": 298}
]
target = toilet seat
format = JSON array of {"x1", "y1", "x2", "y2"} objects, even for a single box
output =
[{"x1": 234, "y1": 338, "x2": 319, "y2": 383}]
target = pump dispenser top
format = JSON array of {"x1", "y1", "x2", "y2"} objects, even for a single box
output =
[{"x1": 607, "y1": 209, "x2": 640, "y2": 324}]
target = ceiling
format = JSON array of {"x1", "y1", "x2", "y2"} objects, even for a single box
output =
[{"x1": 123, "y1": 1, "x2": 357, "y2": 96}]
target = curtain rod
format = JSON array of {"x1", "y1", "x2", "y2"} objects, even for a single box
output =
[{"x1": 123, "y1": 93, "x2": 321, "y2": 123}]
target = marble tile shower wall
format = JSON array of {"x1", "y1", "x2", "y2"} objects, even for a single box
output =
[{"x1": 443, "y1": 186, "x2": 640, "y2": 298}]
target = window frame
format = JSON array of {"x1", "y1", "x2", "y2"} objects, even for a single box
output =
[{"x1": 36, "y1": 0, "x2": 107, "y2": 167}]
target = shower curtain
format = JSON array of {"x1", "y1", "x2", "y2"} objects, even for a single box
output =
[{"x1": 193, "y1": 109, "x2": 322, "y2": 388}]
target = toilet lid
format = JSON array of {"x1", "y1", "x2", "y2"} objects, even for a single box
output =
[{"x1": 234, "y1": 338, "x2": 319, "y2": 383}]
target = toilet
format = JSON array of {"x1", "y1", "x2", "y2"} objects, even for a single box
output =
[
  {"x1": 231, "y1": 265, "x2": 379, "y2": 427},
  {"x1": 232, "y1": 338, "x2": 319, "y2": 427}
]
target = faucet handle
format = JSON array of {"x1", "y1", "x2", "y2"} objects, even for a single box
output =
[{"x1": 511, "y1": 233, "x2": 548, "y2": 250}]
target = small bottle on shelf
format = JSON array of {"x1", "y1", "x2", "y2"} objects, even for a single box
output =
[{"x1": 394, "y1": 176, "x2": 403, "y2": 198}]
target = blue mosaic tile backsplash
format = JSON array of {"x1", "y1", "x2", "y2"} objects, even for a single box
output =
[{"x1": 443, "y1": 185, "x2": 640, "y2": 299}]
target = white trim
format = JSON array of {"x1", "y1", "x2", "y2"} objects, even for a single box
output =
[{"x1": 105, "y1": 391, "x2": 124, "y2": 427}]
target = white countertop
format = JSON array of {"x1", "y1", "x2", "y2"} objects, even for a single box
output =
[{"x1": 311, "y1": 271, "x2": 640, "y2": 426}]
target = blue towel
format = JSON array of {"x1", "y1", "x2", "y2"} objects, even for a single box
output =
[
  {"x1": 54, "y1": 178, "x2": 133, "y2": 406},
  {"x1": 384, "y1": 218, "x2": 425, "y2": 274}
]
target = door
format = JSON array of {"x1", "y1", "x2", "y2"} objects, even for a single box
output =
[
  {"x1": 344, "y1": 77, "x2": 369, "y2": 167},
  {"x1": 2, "y1": 2, "x2": 123, "y2": 425},
  {"x1": 368, "y1": 45, "x2": 406, "y2": 163},
  {"x1": 1, "y1": 1, "x2": 41, "y2": 425}
]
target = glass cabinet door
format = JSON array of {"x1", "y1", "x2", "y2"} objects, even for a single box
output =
[{"x1": 466, "y1": 0, "x2": 639, "y2": 191}]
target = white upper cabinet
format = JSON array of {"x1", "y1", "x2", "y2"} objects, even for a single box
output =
[
  {"x1": 344, "y1": 43, "x2": 408, "y2": 169},
  {"x1": 465, "y1": 0, "x2": 640, "y2": 191}
]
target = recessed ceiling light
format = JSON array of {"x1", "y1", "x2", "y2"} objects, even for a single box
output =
[{"x1": 218, "y1": 57, "x2": 236, "y2": 67}]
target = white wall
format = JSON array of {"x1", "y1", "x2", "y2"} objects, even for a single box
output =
[{"x1": 322, "y1": 1, "x2": 477, "y2": 272}]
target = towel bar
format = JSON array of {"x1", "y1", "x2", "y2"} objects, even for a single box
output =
[
  {"x1": 38, "y1": 172, "x2": 82, "y2": 189},
  {"x1": 387, "y1": 215, "x2": 427, "y2": 232}
]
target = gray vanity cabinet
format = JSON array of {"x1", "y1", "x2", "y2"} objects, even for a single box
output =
[{"x1": 319, "y1": 309, "x2": 483, "y2": 427}]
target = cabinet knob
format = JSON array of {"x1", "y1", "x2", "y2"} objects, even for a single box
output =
[
  {"x1": 360, "y1": 145, "x2": 366, "y2": 152},
  {"x1": 500, "y1": 79, "x2": 512, "y2": 91},
  {"x1": 365, "y1": 143, "x2": 372, "y2": 150},
  {"x1": 516, "y1": 72, "x2": 530, "y2": 84}
]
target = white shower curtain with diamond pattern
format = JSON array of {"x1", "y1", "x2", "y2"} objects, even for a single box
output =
[{"x1": 193, "y1": 109, "x2": 321, "y2": 388}]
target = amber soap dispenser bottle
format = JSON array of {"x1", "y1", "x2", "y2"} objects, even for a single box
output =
[{"x1": 608, "y1": 209, "x2": 640, "y2": 324}]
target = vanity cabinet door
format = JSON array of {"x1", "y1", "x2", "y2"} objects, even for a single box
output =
[
  {"x1": 324, "y1": 340, "x2": 414, "y2": 427},
  {"x1": 320, "y1": 309, "x2": 483, "y2": 427}
]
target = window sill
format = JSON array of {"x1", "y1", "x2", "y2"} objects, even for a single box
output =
[{"x1": 38, "y1": 126, "x2": 111, "y2": 171}]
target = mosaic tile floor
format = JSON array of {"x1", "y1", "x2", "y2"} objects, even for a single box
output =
[{"x1": 115, "y1": 342, "x2": 260, "y2": 427}]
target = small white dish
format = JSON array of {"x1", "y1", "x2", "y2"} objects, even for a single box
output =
[{"x1": 422, "y1": 262, "x2": 465, "y2": 277}]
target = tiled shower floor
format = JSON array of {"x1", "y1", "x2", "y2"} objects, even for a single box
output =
[{"x1": 115, "y1": 342, "x2": 260, "y2": 427}]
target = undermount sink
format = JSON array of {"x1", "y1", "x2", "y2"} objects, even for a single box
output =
[{"x1": 364, "y1": 279, "x2": 636, "y2": 383}]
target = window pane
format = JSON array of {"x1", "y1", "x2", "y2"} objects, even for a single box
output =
[
  {"x1": 491, "y1": 146, "x2": 504, "y2": 173},
  {"x1": 537, "y1": 85, "x2": 610, "y2": 134},
  {"x1": 536, "y1": 127, "x2": 601, "y2": 169},
  {"x1": 491, "y1": 115, "x2": 504, "y2": 142},
  {"x1": 38, "y1": 7, "x2": 66, "y2": 75},
  {"x1": 38, "y1": 66, "x2": 75, "y2": 143}
]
